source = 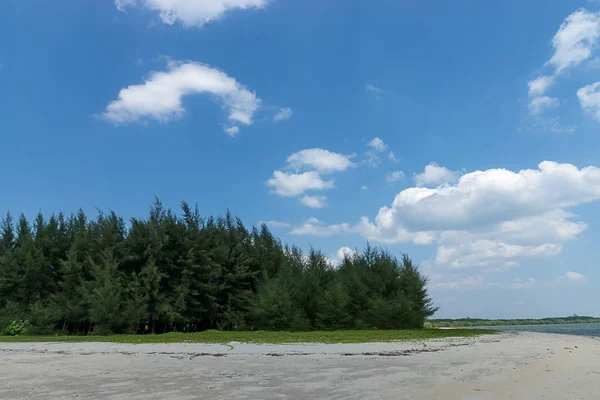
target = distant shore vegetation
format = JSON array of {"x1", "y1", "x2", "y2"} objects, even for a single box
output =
[
  {"x1": 429, "y1": 316, "x2": 600, "y2": 327},
  {"x1": 0, "y1": 199, "x2": 438, "y2": 336}
]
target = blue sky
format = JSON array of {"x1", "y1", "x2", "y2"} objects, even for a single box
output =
[{"x1": 2, "y1": 0, "x2": 600, "y2": 318}]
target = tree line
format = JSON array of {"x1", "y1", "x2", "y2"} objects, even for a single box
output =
[{"x1": 0, "y1": 199, "x2": 437, "y2": 335}]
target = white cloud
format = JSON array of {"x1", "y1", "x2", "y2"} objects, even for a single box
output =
[
  {"x1": 528, "y1": 75, "x2": 554, "y2": 97},
  {"x1": 102, "y1": 60, "x2": 260, "y2": 131},
  {"x1": 565, "y1": 271, "x2": 586, "y2": 281},
  {"x1": 495, "y1": 210, "x2": 587, "y2": 244},
  {"x1": 577, "y1": 81, "x2": 600, "y2": 121},
  {"x1": 301, "y1": 195, "x2": 327, "y2": 208},
  {"x1": 524, "y1": 10, "x2": 600, "y2": 128},
  {"x1": 286, "y1": 148, "x2": 354, "y2": 174},
  {"x1": 336, "y1": 246, "x2": 356, "y2": 261},
  {"x1": 290, "y1": 221, "x2": 352, "y2": 237},
  {"x1": 388, "y1": 151, "x2": 399, "y2": 162},
  {"x1": 361, "y1": 185, "x2": 368, "y2": 191},
  {"x1": 292, "y1": 161, "x2": 600, "y2": 269},
  {"x1": 367, "y1": 137, "x2": 387, "y2": 152},
  {"x1": 365, "y1": 84, "x2": 384, "y2": 94},
  {"x1": 115, "y1": 0, "x2": 269, "y2": 27},
  {"x1": 267, "y1": 147, "x2": 355, "y2": 205},
  {"x1": 224, "y1": 126, "x2": 240, "y2": 136},
  {"x1": 355, "y1": 216, "x2": 437, "y2": 245},
  {"x1": 371, "y1": 161, "x2": 600, "y2": 234},
  {"x1": 115, "y1": 0, "x2": 136, "y2": 11},
  {"x1": 386, "y1": 170, "x2": 405, "y2": 183},
  {"x1": 273, "y1": 107, "x2": 292, "y2": 122},
  {"x1": 528, "y1": 96, "x2": 560, "y2": 116},
  {"x1": 266, "y1": 170, "x2": 334, "y2": 197},
  {"x1": 364, "y1": 138, "x2": 391, "y2": 167},
  {"x1": 549, "y1": 9, "x2": 600, "y2": 73},
  {"x1": 414, "y1": 163, "x2": 458, "y2": 187},
  {"x1": 435, "y1": 240, "x2": 561, "y2": 269}
]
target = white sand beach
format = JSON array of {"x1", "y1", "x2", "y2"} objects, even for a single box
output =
[{"x1": 1, "y1": 332, "x2": 599, "y2": 399}]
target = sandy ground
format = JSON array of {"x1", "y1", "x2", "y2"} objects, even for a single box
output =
[{"x1": 1, "y1": 332, "x2": 599, "y2": 399}]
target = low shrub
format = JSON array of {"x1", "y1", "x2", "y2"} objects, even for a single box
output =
[{"x1": 4, "y1": 320, "x2": 31, "y2": 336}]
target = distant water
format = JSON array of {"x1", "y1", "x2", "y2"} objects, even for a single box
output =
[{"x1": 481, "y1": 322, "x2": 600, "y2": 337}]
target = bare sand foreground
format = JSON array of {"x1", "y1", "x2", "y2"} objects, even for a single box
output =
[{"x1": 1, "y1": 332, "x2": 599, "y2": 400}]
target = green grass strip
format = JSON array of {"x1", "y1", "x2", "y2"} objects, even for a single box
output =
[{"x1": 0, "y1": 329, "x2": 496, "y2": 344}]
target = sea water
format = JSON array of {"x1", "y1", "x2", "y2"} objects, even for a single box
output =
[{"x1": 482, "y1": 322, "x2": 600, "y2": 337}]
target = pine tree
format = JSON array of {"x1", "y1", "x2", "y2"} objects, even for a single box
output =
[
  {"x1": 0, "y1": 212, "x2": 15, "y2": 252},
  {"x1": 85, "y1": 249, "x2": 125, "y2": 334},
  {"x1": 139, "y1": 257, "x2": 170, "y2": 333},
  {"x1": 51, "y1": 249, "x2": 87, "y2": 333},
  {"x1": 122, "y1": 272, "x2": 149, "y2": 333},
  {"x1": 397, "y1": 254, "x2": 438, "y2": 327},
  {"x1": 0, "y1": 213, "x2": 17, "y2": 308}
]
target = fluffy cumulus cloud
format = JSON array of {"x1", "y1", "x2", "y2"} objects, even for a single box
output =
[
  {"x1": 549, "y1": 9, "x2": 600, "y2": 73},
  {"x1": 435, "y1": 241, "x2": 561, "y2": 269},
  {"x1": 367, "y1": 161, "x2": 600, "y2": 233},
  {"x1": 414, "y1": 162, "x2": 459, "y2": 187},
  {"x1": 266, "y1": 170, "x2": 334, "y2": 197},
  {"x1": 577, "y1": 82, "x2": 600, "y2": 121},
  {"x1": 102, "y1": 60, "x2": 260, "y2": 134},
  {"x1": 286, "y1": 148, "x2": 354, "y2": 173},
  {"x1": 493, "y1": 210, "x2": 587, "y2": 244},
  {"x1": 273, "y1": 107, "x2": 292, "y2": 122},
  {"x1": 367, "y1": 137, "x2": 387, "y2": 152},
  {"x1": 527, "y1": 9, "x2": 600, "y2": 123},
  {"x1": 336, "y1": 246, "x2": 356, "y2": 261},
  {"x1": 224, "y1": 126, "x2": 240, "y2": 136},
  {"x1": 267, "y1": 147, "x2": 355, "y2": 207},
  {"x1": 291, "y1": 161, "x2": 600, "y2": 269},
  {"x1": 301, "y1": 195, "x2": 327, "y2": 208},
  {"x1": 115, "y1": 0, "x2": 269, "y2": 27}
]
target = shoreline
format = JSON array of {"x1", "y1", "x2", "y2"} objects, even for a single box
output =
[{"x1": 1, "y1": 332, "x2": 599, "y2": 399}]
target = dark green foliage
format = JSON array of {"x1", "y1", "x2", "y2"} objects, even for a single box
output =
[{"x1": 0, "y1": 200, "x2": 437, "y2": 335}]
